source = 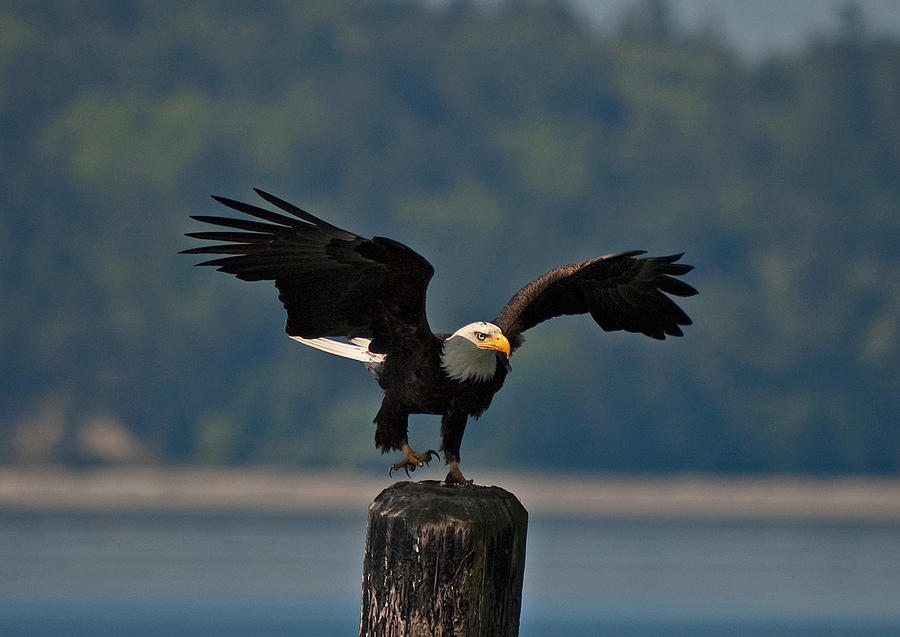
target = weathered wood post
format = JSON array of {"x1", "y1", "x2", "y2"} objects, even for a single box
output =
[{"x1": 359, "y1": 480, "x2": 528, "y2": 637}]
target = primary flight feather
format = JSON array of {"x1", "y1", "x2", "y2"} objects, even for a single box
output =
[{"x1": 183, "y1": 189, "x2": 697, "y2": 484}]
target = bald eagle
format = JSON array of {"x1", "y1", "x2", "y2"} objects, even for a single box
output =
[{"x1": 183, "y1": 190, "x2": 697, "y2": 484}]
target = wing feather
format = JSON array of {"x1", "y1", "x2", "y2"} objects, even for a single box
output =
[
  {"x1": 209, "y1": 195, "x2": 303, "y2": 228},
  {"x1": 188, "y1": 215, "x2": 281, "y2": 234},
  {"x1": 493, "y1": 251, "x2": 697, "y2": 349},
  {"x1": 182, "y1": 190, "x2": 435, "y2": 354}
]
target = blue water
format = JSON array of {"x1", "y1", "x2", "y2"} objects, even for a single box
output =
[{"x1": 2, "y1": 510, "x2": 899, "y2": 636}]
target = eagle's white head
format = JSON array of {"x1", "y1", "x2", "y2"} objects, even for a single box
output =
[{"x1": 440, "y1": 321, "x2": 511, "y2": 383}]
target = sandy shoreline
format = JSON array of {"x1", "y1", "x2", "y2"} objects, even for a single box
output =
[{"x1": 2, "y1": 467, "x2": 900, "y2": 519}]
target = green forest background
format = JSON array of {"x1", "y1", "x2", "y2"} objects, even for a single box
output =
[{"x1": 2, "y1": 0, "x2": 899, "y2": 475}]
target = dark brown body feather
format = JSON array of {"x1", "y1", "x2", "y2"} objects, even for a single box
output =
[
  {"x1": 183, "y1": 190, "x2": 696, "y2": 470},
  {"x1": 372, "y1": 337, "x2": 508, "y2": 464}
]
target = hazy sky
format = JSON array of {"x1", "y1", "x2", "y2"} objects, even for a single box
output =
[{"x1": 569, "y1": 0, "x2": 900, "y2": 59}]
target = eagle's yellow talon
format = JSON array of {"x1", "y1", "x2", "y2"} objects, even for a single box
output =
[
  {"x1": 389, "y1": 444, "x2": 439, "y2": 479},
  {"x1": 444, "y1": 461, "x2": 473, "y2": 486}
]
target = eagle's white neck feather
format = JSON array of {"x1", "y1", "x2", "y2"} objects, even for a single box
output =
[
  {"x1": 441, "y1": 336, "x2": 498, "y2": 382},
  {"x1": 441, "y1": 322, "x2": 505, "y2": 383}
]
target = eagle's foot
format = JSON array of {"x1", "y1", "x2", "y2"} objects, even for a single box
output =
[
  {"x1": 389, "y1": 444, "x2": 440, "y2": 478},
  {"x1": 444, "y1": 461, "x2": 473, "y2": 486}
]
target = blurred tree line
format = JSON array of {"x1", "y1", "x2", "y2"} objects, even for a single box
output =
[{"x1": 1, "y1": 0, "x2": 898, "y2": 473}]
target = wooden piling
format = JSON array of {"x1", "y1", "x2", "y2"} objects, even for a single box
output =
[{"x1": 359, "y1": 480, "x2": 528, "y2": 637}]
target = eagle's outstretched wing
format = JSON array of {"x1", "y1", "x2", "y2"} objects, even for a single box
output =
[
  {"x1": 182, "y1": 189, "x2": 435, "y2": 354},
  {"x1": 493, "y1": 251, "x2": 697, "y2": 351}
]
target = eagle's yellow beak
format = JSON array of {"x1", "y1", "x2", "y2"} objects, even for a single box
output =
[{"x1": 477, "y1": 332, "x2": 511, "y2": 357}]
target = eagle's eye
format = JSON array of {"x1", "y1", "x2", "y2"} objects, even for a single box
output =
[{"x1": 474, "y1": 331, "x2": 487, "y2": 341}]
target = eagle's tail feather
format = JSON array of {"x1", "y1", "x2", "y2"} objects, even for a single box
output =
[{"x1": 289, "y1": 335, "x2": 386, "y2": 365}]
